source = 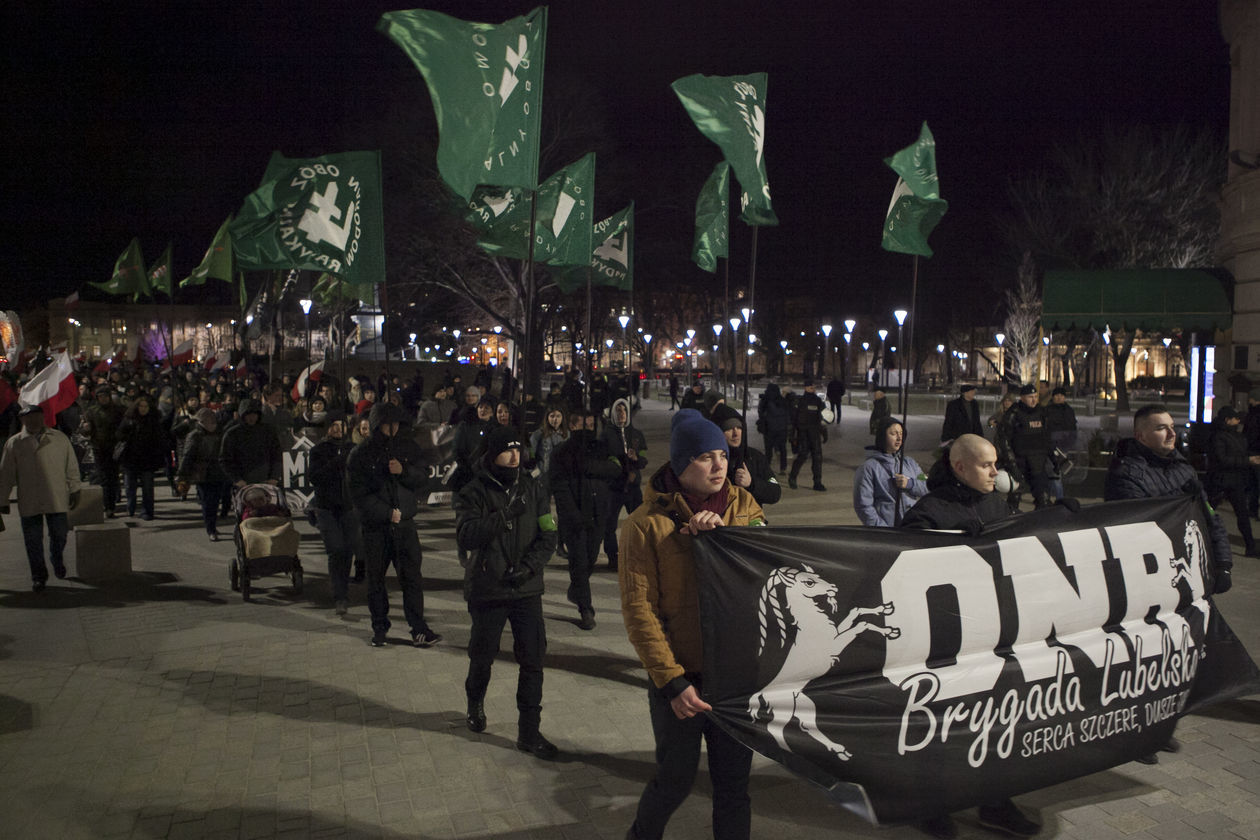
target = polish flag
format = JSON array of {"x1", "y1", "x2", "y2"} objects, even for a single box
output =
[
  {"x1": 92, "y1": 358, "x2": 112, "y2": 375},
  {"x1": 292, "y1": 361, "x2": 324, "y2": 402},
  {"x1": 19, "y1": 351, "x2": 78, "y2": 426},
  {"x1": 65, "y1": 291, "x2": 80, "y2": 311},
  {"x1": 207, "y1": 355, "x2": 229, "y2": 372},
  {"x1": 169, "y1": 339, "x2": 195, "y2": 367}
]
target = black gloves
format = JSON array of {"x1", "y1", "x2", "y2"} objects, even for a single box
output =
[
  {"x1": 504, "y1": 566, "x2": 533, "y2": 588},
  {"x1": 1215, "y1": 569, "x2": 1233, "y2": 595},
  {"x1": 1055, "y1": 497, "x2": 1081, "y2": 513}
]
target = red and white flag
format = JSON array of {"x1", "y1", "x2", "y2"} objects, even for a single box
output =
[
  {"x1": 18, "y1": 351, "x2": 78, "y2": 426},
  {"x1": 64, "y1": 291, "x2": 80, "y2": 311},
  {"x1": 291, "y1": 361, "x2": 324, "y2": 402},
  {"x1": 168, "y1": 339, "x2": 195, "y2": 367},
  {"x1": 206, "y1": 354, "x2": 229, "y2": 372}
]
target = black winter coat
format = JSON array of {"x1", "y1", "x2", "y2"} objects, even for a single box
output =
[
  {"x1": 551, "y1": 431, "x2": 621, "y2": 530},
  {"x1": 118, "y1": 411, "x2": 169, "y2": 472},
  {"x1": 1208, "y1": 424, "x2": 1251, "y2": 492},
  {"x1": 901, "y1": 467, "x2": 1011, "y2": 532},
  {"x1": 347, "y1": 430, "x2": 426, "y2": 530},
  {"x1": 454, "y1": 470, "x2": 556, "y2": 603},
  {"x1": 1008, "y1": 401, "x2": 1050, "y2": 457},
  {"x1": 308, "y1": 436, "x2": 355, "y2": 511},
  {"x1": 1105, "y1": 437, "x2": 1232, "y2": 571},
  {"x1": 730, "y1": 445, "x2": 781, "y2": 506},
  {"x1": 219, "y1": 419, "x2": 282, "y2": 485},
  {"x1": 177, "y1": 425, "x2": 228, "y2": 484},
  {"x1": 941, "y1": 397, "x2": 983, "y2": 443}
]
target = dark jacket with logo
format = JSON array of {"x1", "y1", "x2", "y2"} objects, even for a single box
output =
[
  {"x1": 454, "y1": 469, "x2": 556, "y2": 603},
  {"x1": 1008, "y1": 401, "x2": 1050, "y2": 458}
]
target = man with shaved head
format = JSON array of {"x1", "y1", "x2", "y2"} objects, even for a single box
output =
[{"x1": 900, "y1": 433, "x2": 1042, "y2": 837}]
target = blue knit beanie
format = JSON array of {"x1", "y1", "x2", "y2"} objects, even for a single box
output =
[{"x1": 670, "y1": 409, "x2": 729, "y2": 475}]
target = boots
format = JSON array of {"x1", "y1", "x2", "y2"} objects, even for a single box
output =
[{"x1": 466, "y1": 699, "x2": 486, "y2": 733}]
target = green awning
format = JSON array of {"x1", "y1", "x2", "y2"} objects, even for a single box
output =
[{"x1": 1042, "y1": 269, "x2": 1232, "y2": 333}]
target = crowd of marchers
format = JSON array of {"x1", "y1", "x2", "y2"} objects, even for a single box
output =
[{"x1": 0, "y1": 360, "x2": 1242, "y2": 840}]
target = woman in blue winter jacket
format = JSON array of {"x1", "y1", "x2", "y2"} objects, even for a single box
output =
[{"x1": 853, "y1": 417, "x2": 928, "y2": 527}]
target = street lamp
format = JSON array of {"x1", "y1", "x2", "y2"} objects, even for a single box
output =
[
  {"x1": 619, "y1": 312, "x2": 631, "y2": 371},
  {"x1": 298, "y1": 298, "x2": 313, "y2": 366},
  {"x1": 821, "y1": 323, "x2": 832, "y2": 380},
  {"x1": 642, "y1": 333, "x2": 652, "y2": 374},
  {"x1": 893, "y1": 310, "x2": 909, "y2": 414},
  {"x1": 877, "y1": 329, "x2": 889, "y2": 389},
  {"x1": 605, "y1": 337, "x2": 615, "y2": 369},
  {"x1": 995, "y1": 332, "x2": 1006, "y2": 388}
]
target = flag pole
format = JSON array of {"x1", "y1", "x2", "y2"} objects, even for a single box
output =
[
  {"x1": 901, "y1": 255, "x2": 918, "y2": 432},
  {"x1": 741, "y1": 226, "x2": 759, "y2": 417},
  {"x1": 722, "y1": 256, "x2": 730, "y2": 399},
  {"x1": 524, "y1": 190, "x2": 538, "y2": 406}
]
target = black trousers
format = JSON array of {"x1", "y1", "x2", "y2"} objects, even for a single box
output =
[
  {"x1": 603, "y1": 485, "x2": 643, "y2": 563},
  {"x1": 465, "y1": 595, "x2": 546, "y2": 733},
  {"x1": 362, "y1": 523, "x2": 429, "y2": 636},
  {"x1": 92, "y1": 449, "x2": 119, "y2": 511},
  {"x1": 630, "y1": 683, "x2": 752, "y2": 840},
  {"x1": 1214, "y1": 486, "x2": 1255, "y2": 553},
  {"x1": 789, "y1": 430, "x2": 823, "y2": 485},
  {"x1": 763, "y1": 432, "x2": 787, "y2": 472},
  {"x1": 1014, "y1": 451, "x2": 1052, "y2": 505},
  {"x1": 561, "y1": 523, "x2": 600, "y2": 611}
]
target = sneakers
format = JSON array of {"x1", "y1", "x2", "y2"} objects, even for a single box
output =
[
  {"x1": 370, "y1": 631, "x2": 388, "y2": 647},
  {"x1": 466, "y1": 700, "x2": 486, "y2": 733},
  {"x1": 578, "y1": 609, "x2": 596, "y2": 631},
  {"x1": 412, "y1": 629, "x2": 442, "y2": 648},
  {"x1": 516, "y1": 732, "x2": 558, "y2": 760},
  {"x1": 916, "y1": 815, "x2": 957, "y2": 839},
  {"x1": 334, "y1": 600, "x2": 349, "y2": 616},
  {"x1": 976, "y1": 800, "x2": 1039, "y2": 837},
  {"x1": 208, "y1": 532, "x2": 220, "y2": 542}
]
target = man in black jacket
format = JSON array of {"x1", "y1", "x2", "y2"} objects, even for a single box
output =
[
  {"x1": 308, "y1": 410, "x2": 360, "y2": 615},
  {"x1": 940, "y1": 384, "x2": 983, "y2": 445},
  {"x1": 788, "y1": 380, "x2": 827, "y2": 491},
  {"x1": 454, "y1": 426, "x2": 559, "y2": 759},
  {"x1": 1206, "y1": 407, "x2": 1257, "y2": 556},
  {"x1": 901, "y1": 433, "x2": 1042, "y2": 838},
  {"x1": 825, "y1": 376, "x2": 846, "y2": 424},
  {"x1": 713, "y1": 404, "x2": 781, "y2": 506},
  {"x1": 348, "y1": 402, "x2": 442, "y2": 648},
  {"x1": 218, "y1": 399, "x2": 282, "y2": 488},
  {"x1": 1007, "y1": 384, "x2": 1052, "y2": 508}
]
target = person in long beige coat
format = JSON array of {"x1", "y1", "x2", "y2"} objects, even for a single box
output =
[{"x1": 0, "y1": 404, "x2": 83, "y2": 590}]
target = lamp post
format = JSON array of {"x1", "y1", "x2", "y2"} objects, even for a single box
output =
[
  {"x1": 605, "y1": 337, "x2": 614, "y2": 369},
  {"x1": 893, "y1": 310, "x2": 908, "y2": 415},
  {"x1": 1162, "y1": 337, "x2": 1173, "y2": 391},
  {"x1": 821, "y1": 323, "x2": 832, "y2": 380},
  {"x1": 843, "y1": 333, "x2": 852, "y2": 401},
  {"x1": 995, "y1": 332, "x2": 1006, "y2": 389},
  {"x1": 1042, "y1": 334, "x2": 1051, "y2": 383},
  {"x1": 299, "y1": 298, "x2": 313, "y2": 366},
  {"x1": 619, "y1": 312, "x2": 630, "y2": 371},
  {"x1": 712, "y1": 323, "x2": 724, "y2": 395},
  {"x1": 642, "y1": 333, "x2": 652, "y2": 378},
  {"x1": 861, "y1": 341, "x2": 870, "y2": 387},
  {"x1": 877, "y1": 329, "x2": 889, "y2": 389}
]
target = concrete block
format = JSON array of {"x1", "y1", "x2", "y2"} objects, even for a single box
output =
[
  {"x1": 67, "y1": 486, "x2": 104, "y2": 528},
  {"x1": 74, "y1": 523, "x2": 132, "y2": 579}
]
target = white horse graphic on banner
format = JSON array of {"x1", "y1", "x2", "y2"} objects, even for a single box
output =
[
  {"x1": 749, "y1": 564, "x2": 899, "y2": 760},
  {"x1": 1171, "y1": 518, "x2": 1208, "y2": 591}
]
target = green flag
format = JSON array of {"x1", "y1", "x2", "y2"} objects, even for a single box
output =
[
  {"x1": 378, "y1": 7, "x2": 546, "y2": 201},
  {"x1": 181, "y1": 215, "x2": 234, "y2": 288},
  {"x1": 671, "y1": 73, "x2": 777, "y2": 226},
  {"x1": 881, "y1": 122, "x2": 948, "y2": 258},
  {"x1": 230, "y1": 150, "x2": 386, "y2": 287},
  {"x1": 91, "y1": 237, "x2": 149, "y2": 301},
  {"x1": 471, "y1": 152, "x2": 594, "y2": 265},
  {"x1": 147, "y1": 243, "x2": 173, "y2": 298},
  {"x1": 553, "y1": 203, "x2": 634, "y2": 293},
  {"x1": 691, "y1": 161, "x2": 730, "y2": 272}
]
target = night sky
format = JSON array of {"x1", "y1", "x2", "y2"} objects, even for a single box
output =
[{"x1": 2, "y1": 0, "x2": 1230, "y2": 326}]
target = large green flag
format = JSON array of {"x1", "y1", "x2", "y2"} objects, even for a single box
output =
[
  {"x1": 91, "y1": 237, "x2": 149, "y2": 301},
  {"x1": 671, "y1": 73, "x2": 777, "y2": 226},
  {"x1": 378, "y1": 7, "x2": 546, "y2": 201},
  {"x1": 181, "y1": 215, "x2": 234, "y2": 288},
  {"x1": 147, "y1": 243, "x2": 173, "y2": 298},
  {"x1": 881, "y1": 122, "x2": 948, "y2": 258},
  {"x1": 691, "y1": 161, "x2": 730, "y2": 272},
  {"x1": 553, "y1": 203, "x2": 634, "y2": 294},
  {"x1": 230, "y1": 150, "x2": 386, "y2": 286},
  {"x1": 471, "y1": 152, "x2": 594, "y2": 265}
]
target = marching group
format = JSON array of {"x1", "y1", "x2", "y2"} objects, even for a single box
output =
[{"x1": 0, "y1": 360, "x2": 1241, "y2": 840}]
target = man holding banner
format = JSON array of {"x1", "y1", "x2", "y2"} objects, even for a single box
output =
[
  {"x1": 902, "y1": 434, "x2": 1042, "y2": 837},
  {"x1": 619, "y1": 409, "x2": 765, "y2": 840}
]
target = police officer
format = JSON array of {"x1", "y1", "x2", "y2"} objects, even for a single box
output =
[{"x1": 788, "y1": 380, "x2": 827, "y2": 491}]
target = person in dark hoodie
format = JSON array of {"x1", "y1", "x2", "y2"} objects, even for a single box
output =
[
  {"x1": 550, "y1": 408, "x2": 621, "y2": 629},
  {"x1": 454, "y1": 426, "x2": 559, "y2": 760},
  {"x1": 347, "y1": 402, "x2": 442, "y2": 648},
  {"x1": 308, "y1": 410, "x2": 361, "y2": 615},
  {"x1": 176, "y1": 408, "x2": 231, "y2": 541},
  {"x1": 900, "y1": 433, "x2": 1043, "y2": 838},
  {"x1": 757, "y1": 383, "x2": 790, "y2": 472},
  {"x1": 713, "y1": 403, "x2": 780, "y2": 507},
  {"x1": 218, "y1": 398, "x2": 282, "y2": 488},
  {"x1": 854, "y1": 417, "x2": 927, "y2": 527},
  {"x1": 600, "y1": 397, "x2": 648, "y2": 571},
  {"x1": 1206, "y1": 405, "x2": 1259, "y2": 557}
]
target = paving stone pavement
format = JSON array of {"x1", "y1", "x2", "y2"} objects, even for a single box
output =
[{"x1": 1, "y1": 393, "x2": 1259, "y2": 839}]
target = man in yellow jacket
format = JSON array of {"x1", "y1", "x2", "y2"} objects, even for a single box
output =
[{"x1": 619, "y1": 408, "x2": 765, "y2": 840}]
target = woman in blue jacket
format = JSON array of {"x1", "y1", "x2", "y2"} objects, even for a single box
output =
[{"x1": 853, "y1": 417, "x2": 928, "y2": 527}]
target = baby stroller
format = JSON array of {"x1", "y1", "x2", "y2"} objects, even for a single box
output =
[{"x1": 230, "y1": 484, "x2": 304, "y2": 600}]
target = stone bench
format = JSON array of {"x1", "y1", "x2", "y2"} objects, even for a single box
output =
[{"x1": 74, "y1": 523, "x2": 132, "y2": 579}]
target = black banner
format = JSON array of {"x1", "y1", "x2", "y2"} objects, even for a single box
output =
[{"x1": 694, "y1": 497, "x2": 1260, "y2": 825}]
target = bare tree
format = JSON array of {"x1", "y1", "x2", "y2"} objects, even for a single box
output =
[
  {"x1": 1002, "y1": 124, "x2": 1224, "y2": 410},
  {"x1": 1002, "y1": 253, "x2": 1042, "y2": 386}
]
